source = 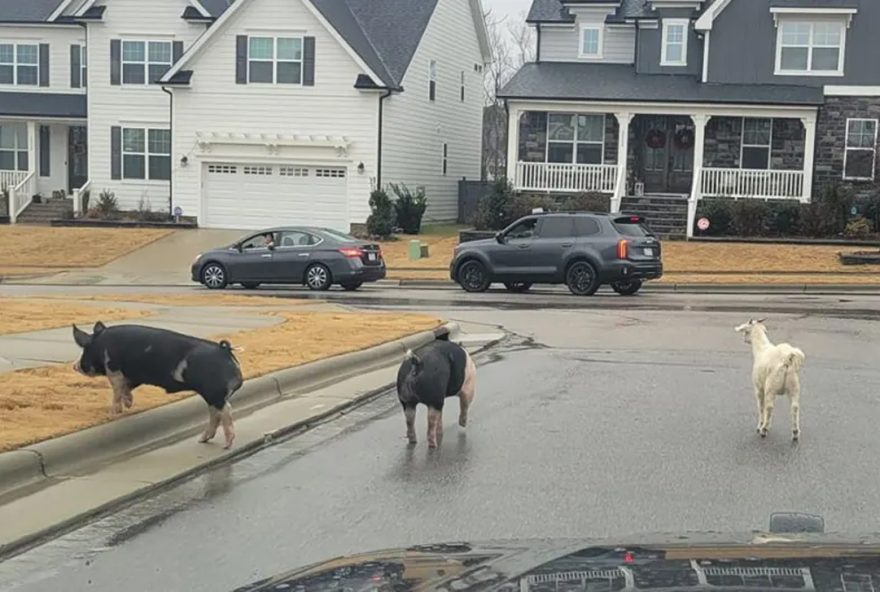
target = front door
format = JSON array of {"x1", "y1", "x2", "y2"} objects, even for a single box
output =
[
  {"x1": 640, "y1": 116, "x2": 694, "y2": 194},
  {"x1": 67, "y1": 126, "x2": 88, "y2": 192}
]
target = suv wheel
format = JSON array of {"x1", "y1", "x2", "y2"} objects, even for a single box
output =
[
  {"x1": 504, "y1": 282, "x2": 532, "y2": 293},
  {"x1": 611, "y1": 280, "x2": 643, "y2": 296},
  {"x1": 458, "y1": 260, "x2": 490, "y2": 293},
  {"x1": 566, "y1": 261, "x2": 599, "y2": 296}
]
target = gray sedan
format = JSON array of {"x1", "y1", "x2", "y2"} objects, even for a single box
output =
[{"x1": 191, "y1": 227, "x2": 386, "y2": 291}]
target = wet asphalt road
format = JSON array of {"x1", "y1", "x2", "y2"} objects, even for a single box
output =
[{"x1": 2, "y1": 303, "x2": 880, "y2": 591}]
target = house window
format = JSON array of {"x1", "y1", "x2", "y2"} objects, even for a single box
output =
[
  {"x1": 80, "y1": 45, "x2": 88, "y2": 87},
  {"x1": 0, "y1": 43, "x2": 38, "y2": 85},
  {"x1": 429, "y1": 60, "x2": 437, "y2": 101},
  {"x1": 579, "y1": 25, "x2": 603, "y2": 58},
  {"x1": 122, "y1": 127, "x2": 170, "y2": 180},
  {"x1": 442, "y1": 143, "x2": 448, "y2": 176},
  {"x1": 844, "y1": 119, "x2": 877, "y2": 181},
  {"x1": 776, "y1": 20, "x2": 845, "y2": 75},
  {"x1": 315, "y1": 168, "x2": 345, "y2": 178},
  {"x1": 661, "y1": 19, "x2": 688, "y2": 66},
  {"x1": 122, "y1": 41, "x2": 172, "y2": 84},
  {"x1": 547, "y1": 114, "x2": 604, "y2": 165},
  {"x1": 248, "y1": 36, "x2": 303, "y2": 84},
  {"x1": 460, "y1": 71, "x2": 465, "y2": 102},
  {"x1": 0, "y1": 124, "x2": 27, "y2": 171},
  {"x1": 741, "y1": 118, "x2": 773, "y2": 170}
]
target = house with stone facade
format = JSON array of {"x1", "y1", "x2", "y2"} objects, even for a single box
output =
[{"x1": 500, "y1": 0, "x2": 880, "y2": 237}]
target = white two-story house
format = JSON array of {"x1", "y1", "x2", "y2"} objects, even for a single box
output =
[{"x1": 1, "y1": 0, "x2": 490, "y2": 231}]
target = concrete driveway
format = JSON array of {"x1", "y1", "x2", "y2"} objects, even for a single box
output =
[{"x1": 28, "y1": 229, "x2": 245, "y2": 286}]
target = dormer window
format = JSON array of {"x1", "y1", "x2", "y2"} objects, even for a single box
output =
[
  {"x1": 579, "y1": 25, "x2": 603, "y2": 59},
  {"x1": 661, "y1": 19, "x2": 688, "y2": 67}
]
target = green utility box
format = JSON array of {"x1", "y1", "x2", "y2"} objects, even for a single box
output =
[{"x1": 408, "y1": 240, "x2": 430, "y2": 261}]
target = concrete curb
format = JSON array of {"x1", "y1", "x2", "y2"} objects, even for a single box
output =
[{"x1": 0, "y1": 322, "x2": 458, "y2": 502}]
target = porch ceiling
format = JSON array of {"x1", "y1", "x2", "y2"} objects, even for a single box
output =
[
  {"x1": 0, "y1": 92, "x2": 87, "y2": 119},
  {"x1": 499, "y1": 63, "x2": 825, "y2": 107}
]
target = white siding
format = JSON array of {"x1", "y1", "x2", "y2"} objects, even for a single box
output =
[
  {"x1": 36, "y1": 124, "x2": 70, "y2": 195},
  {"x1": 539, "y1": 8, "x2": 635, "y2": 64},
  {"x1": 0, "y1": 25, "x2": 86, "y2": 94},
  {"x1": 382, "y1": 0, "x2": 486, "y2": 223},
  {"x1": 87, "y1": 0, "x2": 207, "y2": 210},
  {"x1": 170, "y1": 0, "x2": 379, "y2": 227}
]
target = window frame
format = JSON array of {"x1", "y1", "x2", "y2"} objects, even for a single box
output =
[
  {"x1": 0, "y1": 43, "x2": 39, "y2": 86},
  {"x1": 740, "y1": 117, "x2": 774, "y2": 171},
  {"x1": 247, "y1": 35, "x2": 304, "y2": 85},
  {"x1": 660, "y1": 19, "x2": 689, "y2": 67},
  {"x1": 843, "y1": 118, "x2": 878, "y2": 181},
  {"x1": 578, "y1": 24, "x2": 604, "y2": 59},
  {"x1": 0, "y1": 123, "x2": 28, "y2": 171},
  {"x1": 121, "y1": 126, "x2": 170, "y2": 181},
  {"x1": 546, "y1": 113, "x2": 606, "y2": 166},
  {"x1": 80, "y1": 44, "x2": 88, "y2": 87},
  {"x1": 121, "y1": 40, "x2": 173, "y2": 85},
  {"x1": 774, "y1": 19, "x2": 846, "y2": 77}
]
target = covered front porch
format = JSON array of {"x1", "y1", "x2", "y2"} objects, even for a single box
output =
[
  {"x1": 1, "y1": 118, "x2": 88, "y2": 223},
  {"x1": 506, "y1": 101, "x2": 819, "y2": 236}
]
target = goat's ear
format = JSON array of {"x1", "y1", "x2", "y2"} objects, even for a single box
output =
[
  {"x1": 734, "y1": 322, "x2": 747, "y2": 332},
  {"x1": 756, "y1": 318, "x2": 767, "y2": 324}
]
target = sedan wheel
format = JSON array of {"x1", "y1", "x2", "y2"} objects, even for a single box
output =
[
  {"x1": 504, "y1": 282, "x2": 532, "y2": 293},
  {"x1": 566, "y1": 261, "x2": 599, "y2": 296},
  {"x1": 201, "y1": 263, "x2": 228, "y2": 290},
  {"x1": 306, "y1": 264, "x2": 332, "y2": 291},
  {"x1": 458, "y1": 260, "x2": 490, "y2": 293},
  {"x1": 611, "y1": 279, "x2": 643, "y2": 296}
]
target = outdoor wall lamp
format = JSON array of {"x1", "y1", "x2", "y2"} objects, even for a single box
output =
[
  {"x1": 357, "y1": 162, "x2": 365, "y2": 174},
  {"x1": 180, "y1": 155, "x2": 189, "y2": 167}
]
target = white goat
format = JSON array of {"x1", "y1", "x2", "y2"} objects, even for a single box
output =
[{"x1": 735, "y1": 319, "x2": 806, "y2": 441}]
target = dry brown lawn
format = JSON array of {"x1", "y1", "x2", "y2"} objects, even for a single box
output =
[
  {"x1": 380, "y1": 234, "x2": 460, "y2": 270},
  {"x1": 659, "y1": 273, "x2": 880, "y2": 285},
  {"x1": 0, "y1": 297, "x2": 151, "y2": 335},
  {"x1": 0, "y1": 311, "x2": 439, "y2": 451},
  {"x1": 0, "y1": 227, "x2": 171, "y2": 269}
]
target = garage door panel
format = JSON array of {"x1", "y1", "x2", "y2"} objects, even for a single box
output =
[{"x1": 203, "y1": 163, "x2": 349, "y2": 231}]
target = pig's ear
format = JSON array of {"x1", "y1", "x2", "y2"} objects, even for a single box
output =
[
  {"x1": 93, "y1": 321, "x2": 107, "y2": 335},
  {"x1": 73, "y1": 324, "x2": 92, "y2": 348}
]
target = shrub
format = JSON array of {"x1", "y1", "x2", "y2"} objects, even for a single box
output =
[
  {"x1": 503, "y1": 194, "x2": 556, "y2": 223},
  {"x1": 471, "y1": 178, "x2": 514, "y2": 231},
  {"x1": 799, "y1": 202, "x2": 826, "y2": 237},
  {"x1": 366, "y1": 189, "x2": 395, "y2": 238},
  {"x1": 767, "y1": 202, "x2": 801, "y2": 236},
  {"x1": 95, "y1": 190, "x2": 119, "y2": 218},
  {"x1": 816, "y1": 184, "x2": 853, "y2": 236},
  {"x1": 389, "y1": 183, "x2": 428, "y2": 234},
  {"x1": 730, "y1": 199, "x2": 769, "y2": 237},
  {"x1": 81, "y1": 189, "x2": 91, "y2": 213},
  {"x1": 696, "y1": 199, "x2": 734, "y2": 236},
  {"x1": 845, "y1": 216, "x2": 873, "y2": 239},
  {"x1": 559, "y1": 192, "x2": 610, "y2": 213}
]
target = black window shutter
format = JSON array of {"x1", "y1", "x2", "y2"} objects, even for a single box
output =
[
  {"x1": 111, "y1": 126, "x2": 122, "y2": 180},
  {"x1": 110, "y1": 40, "x2": 121, "y2": 85},
  {"x1": 303, "y1": 36, "x2": 316, "y2": 86},
  {"x1": 70, "y1": 45, "x2": 81, "y2": 88},
  {"x1": 39, "y1": 126, "x2": 50, "y2": 177},
  {"x1": 173, "y1": 41, "x2": 184, "y2": 63},
  {"x1": 235, "y1": 35, "x2": 248, "y2": 84},
  {"x1": 39, "y1": 44, "x2": 49, "y2": 87},
  {"x1": 429, "y1": 80, "x2": 436, "y2": 101}
]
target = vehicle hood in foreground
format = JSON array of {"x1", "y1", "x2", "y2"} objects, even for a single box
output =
[{"x1": 233, "y1": 533, "x2": 880, "y2": 592}]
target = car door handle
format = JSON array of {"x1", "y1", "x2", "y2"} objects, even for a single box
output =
[
  {"x1": 298, "y1": 253, "x2": 309, "y2": 257},
  {"x1": 518, "y1": 244, "x2": 529, "y2": 249},
  {"x1": 261, "y1": 254, "x2": 272, "y2": 258},
  {"x1": 562, "y1": 243, "x2": 574, "y2": 248}
]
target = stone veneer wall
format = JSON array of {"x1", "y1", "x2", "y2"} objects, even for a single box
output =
[{"x1": 815, "y1": 96, "x2": 880, "y2": 198}]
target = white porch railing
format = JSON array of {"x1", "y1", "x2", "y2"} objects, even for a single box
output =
[
  {"x1": 701, "y1": 168, "x2": 804, "y2": 200},
  {"x1": 0, "y1": 170, "x2": 27, "y2": 192},
  {"x1": 9, "y1": 171, "x2": 36, "y2": 223},
  {"x1": 73, "y1": 179, "x2": 91, "y2": 216},
  {"x1": 516, "y1": 161, "x2": 618, "y2": 193}
]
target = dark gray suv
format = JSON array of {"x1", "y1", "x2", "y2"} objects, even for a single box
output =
[{"x1": 450, "y1": 212, "x2": 663, "y2": 296}]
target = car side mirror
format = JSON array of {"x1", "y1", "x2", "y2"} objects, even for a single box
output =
[
  {"x1": 235, "y1": 244, "x2": 243, "y2": 253},
  {"x1": 495, "y1": 232, "x2": 505, "y2": 244}
]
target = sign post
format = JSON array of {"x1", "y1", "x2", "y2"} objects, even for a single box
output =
[{"x1": 173, "y1": 206, "x2": 182, "y2": 224}]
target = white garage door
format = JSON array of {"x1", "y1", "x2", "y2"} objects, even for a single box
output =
[{"x1": 203, "y1": 163, "x2": 350, "y2": 231}]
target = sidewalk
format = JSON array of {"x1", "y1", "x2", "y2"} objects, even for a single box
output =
[{"x1": 0, "y1": 321, "x2": 503, "y2": 556}]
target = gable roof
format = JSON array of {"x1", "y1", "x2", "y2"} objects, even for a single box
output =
[
  {"x1": 198, "y1": 0, "x2": 235, "y2": 18},
  {"x1": 164, "y1": 0, "x2": 468, "y2": 90},
  {"x1": 0, "y1": 0, "x2": 66, "y2": 22}
]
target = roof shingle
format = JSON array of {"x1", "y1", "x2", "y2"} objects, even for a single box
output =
[
  {"x1": 0, "y1": 92, "x2": 87, "y2": 118},
  {"x1": 0, "y1": 0, "x2": 65, "y2": 22}
]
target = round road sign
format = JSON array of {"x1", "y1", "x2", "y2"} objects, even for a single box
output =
[
  {"x1": 697, "y1": 217, "x2": 710, "y2": 231},
  {"x1": 173, "y1": 206, "x2": 183, "y2": 217}
]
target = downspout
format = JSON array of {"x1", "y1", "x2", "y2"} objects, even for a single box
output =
[
  {"x1": 161, "y1": 86, "x2": 173, "y2": 218},
  {"x1": 535, "y1": 24, "x2": 541, "y2": 62},
  {"x1": 503, "y1": 99, "x2": 510, "y2": 180},
  {"x1": 376, "y1": 88, "x2": 393, "y2": 190}
]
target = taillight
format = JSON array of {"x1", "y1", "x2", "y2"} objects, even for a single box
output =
[
  {"x1": 339, "y1": 247, "x2": 363, "y2": 258},
  {"x1": 617, "y1": 239, "x2": 629, "y2": 259}
]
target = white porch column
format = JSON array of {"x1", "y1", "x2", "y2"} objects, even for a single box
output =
[
  {"x1": 801, "y1": 115, "x2": 817, "y2": 203},
  {"x1": 612, "y1": 112, "x2": 633, "y2": 213},
  {"x1": 506, "y1": 104, "x2": 521, "y2": 186},
  {"x1": 687, "y1": 114, "x2": 710, "y2": 239},
  {"x1": 26, "y1": 121, "x2": 36, "y2": 176}
]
